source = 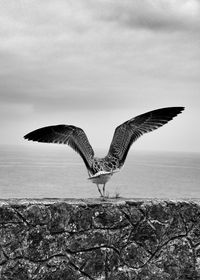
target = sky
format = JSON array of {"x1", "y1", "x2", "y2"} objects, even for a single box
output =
[{"x1": 0, "y1": 0, "x2": 199, "y2": 153}]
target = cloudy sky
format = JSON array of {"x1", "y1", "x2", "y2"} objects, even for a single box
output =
[{"x1": 0, "y1": 0, "x2": 199, "y2": 153}]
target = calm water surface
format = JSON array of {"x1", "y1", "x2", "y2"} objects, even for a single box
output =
[{"x1": 0, "y1": 145, "x2": 200, "y2": 198}]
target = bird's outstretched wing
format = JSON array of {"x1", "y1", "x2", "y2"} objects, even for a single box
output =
[
  {"x1": 107, "y1": 107, "x2": 184, "y2": 167},
  {"x1": 24, "y1": 125, "x2": 94, "y2": 171}
]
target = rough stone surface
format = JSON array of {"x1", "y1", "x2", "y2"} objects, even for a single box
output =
[{"x1": 0, "y1": 198, "x2": 200, "y2": 279}]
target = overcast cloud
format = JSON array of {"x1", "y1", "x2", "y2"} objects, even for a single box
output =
[
  {"x1": 89, "y1": 0, "x2": 200, "y2": 31},
  {"x1": 0, "y1": 0, "x2": 199, "y2": 152}
]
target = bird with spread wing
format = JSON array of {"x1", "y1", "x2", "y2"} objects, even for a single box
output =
[{"x1": 24, "y1": 107, "x2": 184, "y2": 197}]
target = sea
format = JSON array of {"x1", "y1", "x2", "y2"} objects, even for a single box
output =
[{"x1": 0, "y1": 145, "x2": 200, "y2": 199}]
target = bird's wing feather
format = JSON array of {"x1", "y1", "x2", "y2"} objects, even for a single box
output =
[
  {"x1": 24, "y1": 125, "x2": 94, "y2": 170},
  {"x1": 107, "y1": 107, "x2": 184, "y2": 166}
]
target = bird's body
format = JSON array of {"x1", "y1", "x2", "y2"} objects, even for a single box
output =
[
  {"x1": 89, "y1": 155, "x2": 120, "y2": 176},
  {"x1": 24, "y1": 107, "x2": 184, "y2": 197}
]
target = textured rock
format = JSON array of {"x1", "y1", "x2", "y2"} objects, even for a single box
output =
[{"x1": 0, "y1": 198, "x2": 200, "y2": 279}]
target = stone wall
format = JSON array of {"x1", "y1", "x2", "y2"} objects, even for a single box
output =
[{"x1": 0, "y1": 199, "x2": 200, "y2": 279}]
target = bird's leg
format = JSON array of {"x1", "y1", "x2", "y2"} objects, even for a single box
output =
[
  {"x1": 103, "y1": 184, "x2": 106, "y2": 197},
  {"x1": 97, "y1": 184, "x2": 103, "y2": 197}
]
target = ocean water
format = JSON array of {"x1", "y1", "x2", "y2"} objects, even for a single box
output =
[{"x1": 0, "y1": 145, "x2": 200, "y2": 199}]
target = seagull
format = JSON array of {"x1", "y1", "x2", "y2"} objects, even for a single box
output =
[{"x1": 24, "y1": 107, "x2": 184, "y2": 197}]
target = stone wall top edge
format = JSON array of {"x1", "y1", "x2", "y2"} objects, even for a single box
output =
[{"x1": 0, "y1": 197, "x2": 200, "y2": 206}]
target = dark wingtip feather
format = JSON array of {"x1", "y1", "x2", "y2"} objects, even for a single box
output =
[
  {"x1": 24, "y1": 130, "x2": 38, "y2": 142},
  {"x1": 157, "y1": 106, "x2": 184, "y2": 114},
  {"x1": 150, "y1": 106, "x2": 185, "y2": 121},
  {"x1": 23, "y1": 126, "x2": 52, "y2": 142},
  {"x1": 179, "y1": 106, "x2": 185, "y2": 113},
  {"x1": 170, "y1": 106, "x2": 185, "y2": 117},
  {"x1": 173, "y1": 106, "x2": 185, "y2": 113},
  {"x1": 24, "y1": 125, "x2": 68, "y2": 142},
  {"x1": 24, "y1": 132, "x2": 33, "y2": 141},
  {"x1": 170, "y1": 106, "x2": 185, "y2": 119},
  {"x1": 151, "y1": 106, "x2": 185, "y2": 124},
  {"x1": 24, "y1": 133, "x2": 31, "y2": 140}
]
